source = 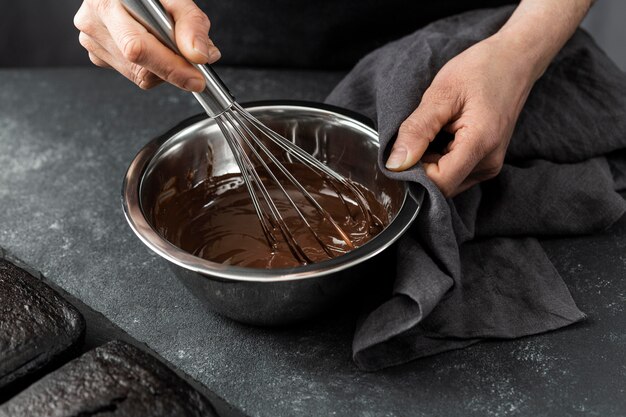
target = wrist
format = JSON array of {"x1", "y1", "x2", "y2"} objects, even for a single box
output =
[
  {"x1": 489, "y1": 30, "x2": 551, "y2": 84},
  {"x1": 493, "y1": 0, "x2": 594, "y2": 82},
  {"x1": 480, "y1": 33, "x2": 542, "y2": 94}
]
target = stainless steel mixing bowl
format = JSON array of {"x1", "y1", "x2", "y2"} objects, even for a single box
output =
[{"x1": 122, "y1": 101, "x2": 424, "y2": 325}]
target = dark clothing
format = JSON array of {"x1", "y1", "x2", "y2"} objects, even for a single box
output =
[{"x1": 199, "y1": 0, "x2": 518, "y2": 69}]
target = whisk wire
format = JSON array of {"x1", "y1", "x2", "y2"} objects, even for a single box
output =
[
  {"x1": 224, "y1": 110, "x2": 355, "y2": 253},
  {"x1": 214, "y1": 119, "x2": 276, "y2": 244},
  {"x1": 216, "y1": 113, "x2": 313, "y2": 264},
  {"x1": 234, "y1": 103, "x2": 375, "y2": 230}
]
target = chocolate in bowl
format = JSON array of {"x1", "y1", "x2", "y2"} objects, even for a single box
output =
[
  {"x1": 150, "y1": 162, "x2": 390, "y2": 269},
  {"x1": 123, "y1": 101, "x2": 424, "y2": 325}
]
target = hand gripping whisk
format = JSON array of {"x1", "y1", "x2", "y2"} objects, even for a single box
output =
[{"x1": 122, "y1": 0, "x2": 375, "y2": 264}]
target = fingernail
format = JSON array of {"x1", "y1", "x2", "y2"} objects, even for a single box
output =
[
  {"x1": 385, "y1": 146, "x2": 407, "y2": 170},
  {"x1": 184, "y1": 78, "x2": 204, "y2": 92},
  {"x1": 193, "y1": 36, "x2": 211, "y2": 61},
  {"x1": 208, "y1": 46, "x2": 221, "y2": 61}
]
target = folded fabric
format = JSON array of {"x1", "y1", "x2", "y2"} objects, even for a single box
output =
[{"x1": 326, "y1": 6, "x2": 626, "y2": 371}]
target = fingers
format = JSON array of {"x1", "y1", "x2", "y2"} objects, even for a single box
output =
[
  {"x1": 79, "y1": 31, "x2": 112, "y2": 67},
  {"x1": 385, "y1": 89, "x2": 460, "y2": 171},
  {"x1": 76, "y1": 8, "x2": 164, "y2": 89},
  {"x1": 384, "y1": 84, "x2": 505, "y2": 197},
  {"x1": 421, "y1": 128, "x2": 479, "y2": 196},
  {"x1": 161, "y1": 0, "x2": 221, "y2": 64},
  {"x1": 98, "y1": 1, "x2": 205, "y2": 91},
  {"x1": 452, "y1": 157, "x2": 503, "y2": 197},
  {"x1": 88, "y1": 52, "x2": 111, "y2": 68},
  {"x1": 74, "y1": 0, "x2": 211, "y2": 92},
  {"x1": 423, "y1": 130, "x2": 504, "y2": 197}
]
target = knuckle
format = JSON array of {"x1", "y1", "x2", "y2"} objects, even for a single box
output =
[
  {"x1": 423, "y1": 85, "x2": 456, "y2": 105},
  {"x1": 93, "y1": 0, "x2": 111, "y2": 15},
  {"x1": 487, "y1": 165, "x2": 503, "y2": 178},
  {"x1": 468, "y1": 126, "x2": 496, "y2": 158},
  {"x1": 143, "y1": 75, "x2": 162, "y2": 89},
  {"x1": 73, "y1": 6, "x2": 91, "y2": 33},
  {"x1": 187, "y1": 9, "x2": 211, "y2": 30},
  {"x1": 481, "y1": 163, "x2": 503, "y2": 179},
  {"x1": 129, "y1": 64, "x2": 149, "y2": 88},
  {"x1": 121, "y1": 33, "x2": 146, "y2": 63},
  {"x1": 471, "y1": 154, "x2": 504, "y2": 183},
  {"x1": 438, "y1": 182, "x2": 455, "y2": 198},
  {"x1": 398, "y1": 118, "x2": 424, "y2": 138},
  {"x1": 137, "y1": 79, "x2": 149, "y2": 90},
  {"x1": 472, "y1": 140, "x2": 489, "y2": 163},
  {"x1": 78, "y1": 32, "x2": 91, "y2": 49},
  {"x1": 137, "y1": 68, "x2": 152, "y2": 89},
  {"x1": 139, "y1": 79, "x2": 156, "y2": 89},
  {"x1": 159, "y1": 63, "x2": 180, "y2": 85},
  {"x1": 73, "y1": 12, "x2": 83, "y2": 31},
  {"x1": 474, "y1": 130, "x2": 490, "y2": 150},
  {"x1": 138, "y1": 69, "x2": 160, "y2": 90},
  {"x1": 482, "y1": 156, "x2": 504, "y2": 178},
  {"x1": 88, "y1": 53, "x2": 105, "y2": 68},
  {"x1": 483, "y1": 134, "x2": 503, "y2": 156}
]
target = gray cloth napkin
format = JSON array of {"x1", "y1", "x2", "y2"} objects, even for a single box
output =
[{"x1": 326, "y1": 6, "x2": 626, "y2": 371}]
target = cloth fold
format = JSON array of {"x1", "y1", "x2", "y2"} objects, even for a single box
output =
[{"x1": 326, "y1": 6, "x2": 626, "y2": 371}]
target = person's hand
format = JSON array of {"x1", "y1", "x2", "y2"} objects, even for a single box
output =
[
  {"x1": 386, "y1": 0, "x2": 596, "y2": 197},
  {"x1": 74, "y1": 0, "x2": 220, "y2": 92},
  {"x1": 385, "y1": 35, "x2": 537, "y2": 197}
]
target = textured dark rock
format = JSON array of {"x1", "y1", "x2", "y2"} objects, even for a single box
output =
[
  {"x1": 0, "y1": 340, "x2": 218, "y2": 417},
  {"x1": 0, "y1": 259, "x2": 85, "y2": 389}
]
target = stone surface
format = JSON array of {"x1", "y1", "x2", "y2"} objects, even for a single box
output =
[
  {"x1": 0, "y1": 257, "x2": 84, "y2": 389},
  {"x1": 0, "y1": 67, "x2": 624, "y2": 416},
  {"x1": 0, "y1": 340, "x2": 217, "y2": 417}
]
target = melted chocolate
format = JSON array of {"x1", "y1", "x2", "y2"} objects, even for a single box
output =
[{"x1": 151, "y1": 163, "x2": 388, "y2": 268}]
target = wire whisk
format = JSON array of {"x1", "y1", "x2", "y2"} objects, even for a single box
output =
[{"x1": 123, "y1": 0, "x2": 376, "y2": 264}]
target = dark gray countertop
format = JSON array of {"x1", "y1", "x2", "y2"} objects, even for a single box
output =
[{"x1": 1, "y1": 67, "x2": 624, "y2": 417}]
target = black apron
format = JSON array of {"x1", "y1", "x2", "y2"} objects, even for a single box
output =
[{"x1": 199, "y1": 0, "x2": 518, "y2": 69}]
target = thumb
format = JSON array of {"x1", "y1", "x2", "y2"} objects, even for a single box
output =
[
  {"x1": 163, "y1": 0, "x2": 221, "y2": 64},
  {"x1": 385, "y1": 90, "x2": 458, "y2": 172}
]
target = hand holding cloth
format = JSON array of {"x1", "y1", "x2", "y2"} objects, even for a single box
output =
[{"x1": 326, "y1": 6, "x2": 626, "y2": 370}]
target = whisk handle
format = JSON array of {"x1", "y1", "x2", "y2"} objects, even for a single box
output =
[{"x1": 121, "y1": 0, "x2": 234, "y2": 117}]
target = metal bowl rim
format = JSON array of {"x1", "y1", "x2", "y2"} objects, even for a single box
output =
[{"x1": 122, "y1": 100, "x2": 424, "y2": 282}]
